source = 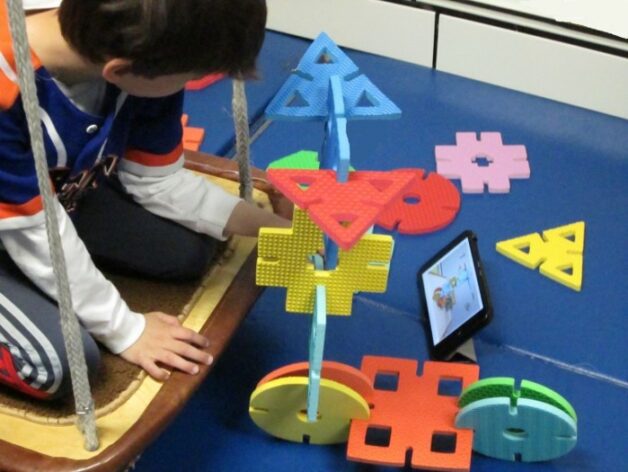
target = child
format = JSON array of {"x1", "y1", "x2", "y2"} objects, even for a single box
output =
[{"x1": 0, "y1": 0, "x2": 288, "y2": 400}]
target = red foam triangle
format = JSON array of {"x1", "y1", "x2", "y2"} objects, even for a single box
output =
[{"x1": 268, "y1": 169, "x2": 414, "y2": 249}]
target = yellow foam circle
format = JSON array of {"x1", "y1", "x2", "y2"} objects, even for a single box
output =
[{"x1": 249, "y1": 376, "x2": 370, "y2": 445}]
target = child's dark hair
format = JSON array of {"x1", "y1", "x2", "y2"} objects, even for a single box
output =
[{"x1": 58, "y1": 0, "x2": 267, "y2": 78}]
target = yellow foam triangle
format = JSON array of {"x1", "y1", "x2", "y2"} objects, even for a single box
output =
[
  {"x1": 542, "y1": 221, "x2": 585, "y2": 254},
  {"x1": 540, "y1": 253, "x2": 583, "y2": 291},
  {"x1": 495, "y1": 233, "x2": 545, "y2": 269},
  {"x1": 496, "y1": 222, "x2": 585, "y2": 291}
]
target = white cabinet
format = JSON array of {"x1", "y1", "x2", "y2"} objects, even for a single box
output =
[
  {"x1": 266, "y1": 0, "x2": 435, "y2": 67},
  {"x1": 436, "y1": 15, "x2": 628, "y2": 119}
]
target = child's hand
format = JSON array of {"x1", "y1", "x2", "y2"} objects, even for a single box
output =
[{"x1": 120, "y1": 311, "x2": 213, "y2": 381}]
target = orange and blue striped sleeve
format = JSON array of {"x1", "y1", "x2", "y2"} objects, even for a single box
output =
[
  {"x1": 0, "y1": 5, "x2": 46, "y2": 230},
  {"x1": 120, "y1": 91, "x2": 186, "y2": 178}
]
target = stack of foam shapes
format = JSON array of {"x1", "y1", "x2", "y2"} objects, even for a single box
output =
[
  {"x1": 267, "y1": 169, "x2": 413, "y2": 250},
  {"x1": 249, "y1": 362, "x2": 373, "y2": 445},
  {"x1": 435, "y1": 132, "x2": 530, "y2": 193},
  {"x1": 257, "y1": 208, "x2": 393, "y2": 315},
  {"x1": 181, "y1": 114, "x2": 205, "y2": 151},
  {"x1": 347, "y1": 357, "x2": 479, "y2": 471},
  {"x1": 376, "y1": 169, "x2": 461, "y2": 234},
  {"x1": 307, "y1": 256, "x2": 327, "y2": 422},
  {"x1": 496, "y1": 221, "x2": 585, "y2": 291},
  {"x1": 265, "y1": 32, "x2": 401, "y2": 121},
  {"x1": 455, "y1": 378, "x2": 578, "y2": 462},
  {"x1": 184, "y1": 73, "x2": 225, "y2": 91},
  {"x1": 321, "y1": 75, "x2": 350, "y2": 182}
]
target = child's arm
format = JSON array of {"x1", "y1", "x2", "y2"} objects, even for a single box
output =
[
  {"x1": 0, "y1": 200, "x2": 212, "y2": 379},
  {"x1": 223, "y1": 199, "x2": 292, "y2": 237},
  {"x1": 118, "y1": 167, "x2": 291, "y2": 240}
]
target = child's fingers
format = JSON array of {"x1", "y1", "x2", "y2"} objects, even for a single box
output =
[
  {"x1": 158, "y1": 350, "x2": 201, "y2": 376},
  {"x1": 171, "y1": 326, "x2": 210, "y2": 348},
  {"x1": 152, "y1": 311, "x2": 181, "y2": 326},
  {"x1": 142, "y1": 360, "x2": 170, "y2": 381},
  {"x1": 168, "y1": 340, "x2": 213, "y2": 365}
]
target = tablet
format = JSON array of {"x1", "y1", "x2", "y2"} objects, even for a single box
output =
[{"x1": 417, "y1": 230, "x2": 492, "y2": 360}]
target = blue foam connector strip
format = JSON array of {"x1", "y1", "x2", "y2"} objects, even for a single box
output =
[
  {"x1": 323, "y1": 235, "x2": 339, "y2": 271},
  {"x1": 307, "y1": 272, "x2": 327, "y2": 422},
  {"x1": 320, "y1": 76, "x2": 350, "y2": 182}
]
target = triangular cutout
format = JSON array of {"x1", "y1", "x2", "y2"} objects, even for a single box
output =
[
  {"x1": 518, "y1": 244, "x2": 531, "y2": 254},
  {"x1": 356, "y1": 91, "x2": 377, "y2": 108},
  {"x1": 496, "y1": 234, "x2": 544, "y2": 269},
  {"x1": 540, "y1": 255, "x2": 583, "y2": 291},
  {"x1": 543, "y1": 221, "x2": 585, "y2": 254},
  {"x1": 315, "y1": 48, "x2": 336, "y2": 64},
  {"x1": 286, "y1": 90, "x2": 309, "y2": 108},
  {"x1": 332, "y1": 214, "x2": 357, "y2": 229},
  {"x1": 368, "y1": 178, "x2": 394, "y2": 193}
]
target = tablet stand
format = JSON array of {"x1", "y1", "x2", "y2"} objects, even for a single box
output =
[{"x1": 446, "y1": 338, "x2": 477, "y2": 363}]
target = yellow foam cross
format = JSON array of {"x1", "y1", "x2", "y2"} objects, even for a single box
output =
[
  {"x1": 257, "y1": 208, "x2": 393, "y2": 315},
  {"x1": 496, "y1": 221, "x2": 585, "y2": 291}
]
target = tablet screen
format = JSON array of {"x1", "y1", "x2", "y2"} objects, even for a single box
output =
[{"x1": 421, "y1": 237, "x2": 484, "y2": 346}]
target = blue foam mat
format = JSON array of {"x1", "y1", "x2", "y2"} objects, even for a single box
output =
[{"x1": 137, "y1": 31, "x2": 628, "y2": 471}]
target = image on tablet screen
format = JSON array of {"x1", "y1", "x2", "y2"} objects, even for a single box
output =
[{"x1": 422, "y1": 238, "x2": 483, "y2": 345}]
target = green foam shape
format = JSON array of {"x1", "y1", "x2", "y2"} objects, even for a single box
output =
[
  {"x1": 520, "y1": 380, "x2": 577, "y2": 422},
  {"x1": 459, "y1": 377, "x2": 577, "y2": 422},
  {"x1": 267, "y1": 150, "x2": 320, "y2": 170},
  {"x1": 458, "y1": 377, "x2": 514, "y2": 409},
  {"x1": 267, "y1": 150, "x2": 356, "y2": 171}
]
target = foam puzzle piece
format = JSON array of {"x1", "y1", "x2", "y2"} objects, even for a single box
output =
[
  {"x1": 496, "y1": 221, "x2": 585, "y2": 291},
  {"x1": 347, "y1": 357, "x2": 479, "y2": 471},
  {"x1": 257, "y1": 208, "x2": 393, "y2": 315},
  {"x1": 320, "y1": 75, "x2": 350, "y2": 182},
  {"x1": 458, "y1": 377, "x2": 577, "y2": 422},
  {"x1": 181, "y1": 114, "x2": 205, "y2": 151},
  {"x1": 267, "y1": 150, "x2": 320, "y2": 170},
  {"x1": 249, "y1": 376, "x2": 370, "y2": 445},
  {"x1": 376, "y1": 169, "x2": 461, "y2": 234},
  {"x1": 257, "y1": 361, "x2": 375, "y2": 405},
  {"x1": 455, "y1": 397, "x2": 577, "y2": 462},
  {"x1": 435, "y1": 132, "x2": 529, "y2": 193},
  {"x1": 265, "y1": 32, "x2": 401, "y2": 121},
  {"x1": 267, "y1": 150, "x2": 357, "y2": 172},
  {"x1": 267, "y1": 169, "x2": 414, "y2": 250},
  {"x1": 307, "y1": 273, "x2": 327, "y2": 421}
]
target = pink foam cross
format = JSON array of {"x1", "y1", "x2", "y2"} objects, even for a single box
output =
[{"x1": 435, "y1": 132, "x2": 530, "y2": 193}]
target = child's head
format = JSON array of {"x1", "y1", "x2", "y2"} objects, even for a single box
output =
[{"x1": 58, "y1": 0, "x2": 267, "y2": 80}]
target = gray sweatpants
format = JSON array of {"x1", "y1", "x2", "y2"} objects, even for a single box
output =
[{"x1": 0, "y1": 177, "x2": 217, "y2": 400}]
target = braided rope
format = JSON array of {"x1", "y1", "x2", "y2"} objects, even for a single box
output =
[
  {"x1": 5, "y1": 0, "x2": 99, "y2": 451},
  {"x1": 231, "y1": 79, "x2": 253, "y2": 201}
]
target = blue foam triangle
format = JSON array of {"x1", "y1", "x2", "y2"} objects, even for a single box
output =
[{"x1": 265, "y1": 32, "x2": 401, "y2": 121}]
